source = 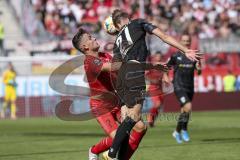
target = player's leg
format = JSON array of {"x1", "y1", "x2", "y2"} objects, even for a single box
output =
[
  {"x1": 148, "y1": 95, "x2": 163, "y2": 127},
  {"x1": 108, "y1": 104, "x2": 142, "y2": 159},
  {"x1": 173, "y1": 90, "x2": 191, "y2": 143},
  {"x1": 108, "y1": 62, "x2": 145, "y2": 159},
  {"x1": 102, "y1": 106, "x2": 147, "y2": 160},
  {"x1": 1, "y1": 91, "x2": 10, "y2": 118},
  {"x1": 180, "y1": 92, "x2": 193, "y2": 142},
  {"x1": 112, "y1": 106, "x2": 147, "y2": 160},
  {"x1": 0, "y1": 101, "x2": 8, "y2": 118},
  {"x1": 180, "y1": 102, "x2": 191, "y2": 142},
  {"x1": 124, "y1": 120, "x2": 147, "y2": 159},
  {"x1": 89, "y1": 112, "x2": 118, "y2": 160},
  {"x1": 10, "y1": 91, "x2": 17, "y2": 120}
]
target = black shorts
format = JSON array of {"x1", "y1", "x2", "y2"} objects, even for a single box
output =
[
  {"x1": 116, "y1": 61, "x2": 146, "y2": 108},
  {"x1": 174, "y1": 89, "x2": 194, "y2": 107}
]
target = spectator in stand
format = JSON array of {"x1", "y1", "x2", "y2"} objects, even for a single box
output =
[
  {"x1": 0, "y1": 18, "x2": 5, "y2": 56},
  {"x1": 29, "y1": 0, "x2": 240, "y2": 56},
  {"x1": 223, "y1": 70, "x2": 236, "y2": 92}
]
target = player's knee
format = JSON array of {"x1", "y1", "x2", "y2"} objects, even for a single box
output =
[
  {"x1": 128, "y1": 104, "x2": 142, "y2": 122},
  {"x1": 134, "y1": 121, "x2": 147, "y2": 132},
  {"x1": 154, "y1": 100, "x2": 161, "y2": 108},
  {"x1": 109, "y1": 130, "x2": 116, "y2": 138},
  {"x1": 129, "y1": 113, "x2": 141, "y2": 122},
  {"x1": 183, "y1": 103, "x2": 192, "y2": 112}
]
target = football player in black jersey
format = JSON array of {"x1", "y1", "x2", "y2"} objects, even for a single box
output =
[
  {"x1": 167, "y1": 34, "x2": 201, "y2": 144},
  {"x1": 107, "y1": 9, "x2": 202, "y2": 159}
]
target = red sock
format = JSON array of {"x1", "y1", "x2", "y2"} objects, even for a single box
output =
[
  {"x1": 125, "y1": 129, "x2": 146, "y2": 159},
  {"x1": 150, "y1": 107, "x2": 159, "y2": 117},
  {"x1": 91, "y1": 137, "x2": 113, "y2": 154}
]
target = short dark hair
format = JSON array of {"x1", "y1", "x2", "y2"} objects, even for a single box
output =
[
  {"x1": 72, "y1": 28, "x2": 87, "y2": 53},
  {"x1": 112, "y1": 9, "x2": 129, "y2": 28},
  {"x1": 181, "y1": 32, "x2": 191, "y2": 41}
]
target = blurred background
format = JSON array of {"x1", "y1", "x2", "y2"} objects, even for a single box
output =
[{"x1": 0, "y1": 0, "x2": 240, "y2": 118}]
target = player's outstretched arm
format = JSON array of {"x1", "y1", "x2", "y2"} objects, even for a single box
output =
[
  {"x1": 2, "y1": 72, "x2": 8, "y2": 85},
  {"x1": 101, "y1": 62, "x2": 122, "y2": 72},
  {"x1": 144, "y1": 62, "x2": 169, "y2": 72},
  {"x1": 152, "y1": 28, "x2": 201, "y2": 61},
  {"x1": 162, "y1": 72, "x2": 171, "y2": 84},
  {"x1": 195, "y1": 61, "x2": 202, "y2": 75}
]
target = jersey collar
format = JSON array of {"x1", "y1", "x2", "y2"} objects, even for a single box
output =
[{"x1": 117, "y1": 21, "x2": 131, "y2": 37}]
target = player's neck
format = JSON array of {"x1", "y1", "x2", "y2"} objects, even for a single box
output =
[
  {"x1": 119, "y1": 19, "x2": 129, "y2": 30},
  {"x1": 87, "y1": 51, "x2": 99, "y2": 57}
]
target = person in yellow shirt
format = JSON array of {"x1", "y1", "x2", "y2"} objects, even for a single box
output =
[
  {"x1": 0, "y1": 63, "x2": 17, "y2": 119},
  {"x1": 223, "y1": 70, "x2": 236, "y2": 92}
]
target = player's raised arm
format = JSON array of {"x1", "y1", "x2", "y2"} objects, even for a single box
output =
[
  {"x1": 102, "y1": 43, "x2": 123, "y2": 72},
  {"x1": 152, "y1": 28, "x2": 201, "y2": 61},
  {"x1": 2, "y1": 71, "x2": 7, "y2": 85},
  {"x1": 101, "y1": 61, "x2": 122, "y2": 72},
  {"x1": 195, "y1": 61, "x2": 202, "y2": 75}
]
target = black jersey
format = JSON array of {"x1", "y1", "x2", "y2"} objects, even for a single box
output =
[
  {"x1": 113, "y1": 19, "x2": 157, "y2": 62},
  {"x1": 167, "y1": 52, "x2": 196, "y2": 92}
]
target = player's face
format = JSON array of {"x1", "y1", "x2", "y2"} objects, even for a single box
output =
[
  {"x1": 8, "y1": 63, "x2": 14, "y2": 71},
  {"x1": 81, "y1": 33, "x2": 100, "y2": 52},
  {"x1": 181, "y1": 35, "x2": 191, "y2": 48},
  {"x1": 153, "y1": 54, "x2": 162, "y2": 62},
  {"x1": 116, "y1": 18, "x2": 130, "y2": 31}
]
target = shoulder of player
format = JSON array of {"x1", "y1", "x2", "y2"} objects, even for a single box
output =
[
  {"x1": 171, "y1": 52, "x2": 180, "y2": 59},
  {"x1": 84, "y1": 55, "x2": 102, "y2": 66},
  {"x1": 2, "y1": 70, "x2": 10, "y2": 76},
  {"x1": 130, "y1": 18, "x2": 147, "y2": 27},
  {"x1": 99, "y1": 52, "x2": 113, "y2": 61},
  {"x1": 131, "y1": 18, "x2": 145, "y2": 23}
]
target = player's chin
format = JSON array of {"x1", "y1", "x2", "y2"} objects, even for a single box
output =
[
  {"x1": 94, "y1": 45, "x2": 100, "y2": 51},
  {"x1": 107, "y1": 30, "x2": 119, "y2": 36},
  {"x1": 94, "y1": 42, "x2": 100, "y2": 48}
]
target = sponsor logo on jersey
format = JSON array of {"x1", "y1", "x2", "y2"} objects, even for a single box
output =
[
  {"x1": 180, "y1": 96, "x2": 186, "y2": 103},
  {"x1": 177, "y1": 56, "x2": 182, "y2": 61},
  {"x1": 93, "y1": 59, "x2": 102, "y2": 66},
  {"x1": 179, "y1": 64, "x2": 194, "y2": 68}
]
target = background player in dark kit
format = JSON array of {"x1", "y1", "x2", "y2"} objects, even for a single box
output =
[
  {"x1": 107, "y1": 9, "x2": 201, "y2": 159},
  {"x1": 167, "y1": 34, "x2": 202, "y2": 144}
]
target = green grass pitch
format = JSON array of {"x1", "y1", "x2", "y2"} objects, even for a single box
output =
[{"x1": 0, "y1": 110, "x2": 240, "y2": 160}]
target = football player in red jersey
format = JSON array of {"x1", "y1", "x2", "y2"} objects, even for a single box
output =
[
  {"x1": 72, "y1": 28, "x2": 148, "y2": 160},
  {"x1": 146, "y1": 52, "x2": 165, "y2": 127}
]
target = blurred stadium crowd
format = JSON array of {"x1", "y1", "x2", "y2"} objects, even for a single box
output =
[
  {"x1": 30, "y1": 0, "x2": 240, "y2": 39},
  {"x1": 28, "y1": 0, "x2": 240, "y2": 79}
]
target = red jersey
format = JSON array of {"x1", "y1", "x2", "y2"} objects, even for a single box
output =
[
  {"x1": 146, "y1": 69, "x2": 163, "y2": 85},
  {"x1": 84, "y1": 52, "x2": 120, "y2": 132},
  {"x1": 84, "y1": 52, "x2": 118, "y2": 110},
  {"x1": 84, "y1": 52, "x2": 116, "y2": 96},
  {"x1": 146, "y1": 69, "x2": 163, "y2": 97}
]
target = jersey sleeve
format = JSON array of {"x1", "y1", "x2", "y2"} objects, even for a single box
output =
[
  {"x1": 104, "y1": 52, "x2": 113, "y2": 59},
  {"x1": 112, "y1": 43, "x2": 123, "y2": 62},
  {"x1": 85, "y1": 56, "x2": 103, "y2": 83},
  {"x1": 167, "y1": 54, "x2": 176, "y2": 67},
  {"x1": 2, "y1": 71, "x2": 8, "y2": 85},
  {"x1": 137, "y1": 19, "x2": 157, "y2": 34}
]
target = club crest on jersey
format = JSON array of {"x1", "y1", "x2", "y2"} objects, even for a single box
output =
[
  {"x1": 177, "y1": 56, "x2": 182, "y2": 61},
  {"x1": 93, "y1": 59, "x2": 102, "y2": 66}
]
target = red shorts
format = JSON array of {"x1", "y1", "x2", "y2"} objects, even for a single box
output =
[
  {"x1": 96, "y1": 107, "x2": 121, "y2": 134},
  {"x1": 148, "y1": 85, "x2": 164, "y2": 101},
  {"x1": 90, "y1": 99, "x2": 121, "y2": 135},
  {"x1": 151, "y1": 95, "x2": 164, "y2": 103}
]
